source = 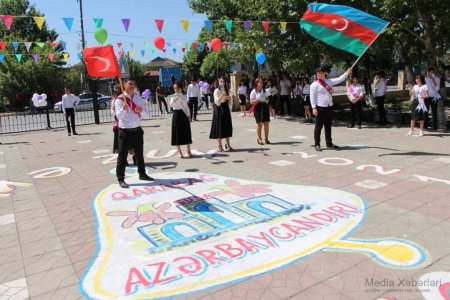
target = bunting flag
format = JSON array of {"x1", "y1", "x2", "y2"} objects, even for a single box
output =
[
  {"x1": 121, "y1": 18, "x2": 130, "y2": 32},
  {"x1": 117, "y1": 42, "x2": 123, "y2": 48},
  {"x1": 0, "y1": 41, "x2": 6, "y2": 51},
  {"x1": 0, "y1": 54, "x2": 4, "y2": 63},
  {"x1": 62, "y1": 17, "x2": 74, "y2": 31},
  {"x1": 181, "y1": 48, "x2": 186, "y2": 53},
  {"x1": 162, "y1": 48, "x2": 167, "y2": 53},
  {"x1": 204, "y1": 20, "x2": 212, "y2": 32},
  {"x1": 0, "y1": 15, "x2": 14, "y2": 29},
  {"x1": 280, "y1": 21, "x2": 287, "y2": 32},
  {"x1": 49, "y1": 42, "x2": 59, "y2": 48},
  {"x1": 36, "y1": 42, "x2": 45, "y2": 48},
  {"x1": 180, "y1": 19, "x2": 189, "y2": 32},
  {"x1": 12, "y1": 42, "x2": 20, "y2": 52},
  {"x1": 24, "y1": 42, "x2": 32, "y2": 52},
  {"x1": 61, "y1": 42, "x2": 67, "y2": 50},
  {"x1": 77, "y1": 52, "x2": 82, "y2": 60},
  {"x1": 32, "y1": 54, "x2": 39, "y2": 62},
  {"x1": 93, "y1": 18, "x2": 103, "y2": 28},
  {"x1": 48, "y1": 53, "x2": 55, "y2": 62},
  {"x1": 63, "y1": 53, "x2": 69, "y2": 60},
  {"x1": 155, "y1": 19, "x2": 164, "y2": 33},
  {"x1": 198, "y1": 42, "x2": 205, "y2": 52},
  {"x1": 244, "y1": 20, "x2": 251, "y2": 31},
  {"x1": 143, "y1": 42, "x2": 150, "y2": 49},
  {"x1": 15, "y1": 54, "x2": 22, "y2": 62},
  {"x1": 300, "y1": 3, "x2": 389, "y2": 56},
  {"x1": 262, "y1": 21, "x2": 270, "y2": 34},
  {"x1": 191, "y1": 42, "x2": 198, "y2": 51},
  {"x1": 151, "y1": 49, "x2": 155, "y2": 55},
  {"x1": 141, "y1": 50, "x2": 145, "y2": 57},
  {"x1": 129, "y1": 49, "x2": 135, "y2": 57},
  {"x1": 224, "y1": 20, "x2": 233, "y2": 33},
  {"x1": 172, "y1": 48, "x2": 177, "y2": 54},
  {"x1": 33, "y1": 16, "x2": 45, "y2": 30}
]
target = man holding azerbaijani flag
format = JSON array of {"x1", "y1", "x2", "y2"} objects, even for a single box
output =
[
  {"x1": 300, "y1": 3, "x2": 389, "y2": 151},
  {"x1": 300, "y1": 3, "x2": 390, "y2": 58}
]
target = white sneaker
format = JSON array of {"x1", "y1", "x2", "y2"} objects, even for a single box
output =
[
  {"x1": 240, "y1": 113, "x2": 245, "y2": 117},
  {"x1": 407, "y1": 130, "x2": 413, "y2": 136},
  {"x1": 418, "y1": 131, "x2": 424, "y2": 136},
  {"x1": 270, "y1": 116, "x2": 274, "y2": 120}
]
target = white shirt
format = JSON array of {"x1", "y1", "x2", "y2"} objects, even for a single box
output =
[
  {"x1": 187, "y1": 84, "x2": 201, "y2": 98},
  {"x1": 425, "y1": 75, "x2": 441, "y2": 100},
  {"x1": 169, "y1": 93, "x2": 190, "y2": 117},
  {"x1": 238, "y1": 85, "x2": 247, "y2": 95},
  {"x1": 347, "y1": 84, "x2": 366, "y2": 101},
  {"x1": 310, "y1": 71, "x2": 350, "y2": 108},
  {"x1": 115, "y1": 92, "x2": 148, "y2": 129},
  {"x1": 61, "y1": 94, "x2": 80, "y2": 112},
  {"x1": 413, "y1": 85, "x2": 428, "y2": 111},
  {"x1": 213, "y1": 88, "x2": 229, "y2": 105},
  {"x1": 265, "y1": 86, "x2": 277, "y2": 97},
  {"x1": 302, "y1": 84, "x2": 310, "y2": 95},
  {"x1": 373, "y1": 78, "x2": 387, "y2": 97},
  {"x1": 279, "y1": 79, "x2": 291, "y2": 95},
  {"x1": 293, "y1": 84, "x2": 303, "y2": 96},
  {"x1": 250, "y1": 89, "x2": 268, "y2": 103}
]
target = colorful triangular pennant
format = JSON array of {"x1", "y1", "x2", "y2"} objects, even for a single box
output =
[
  {"x1": 204, "y1": 20, "x2": 212, "y2": 32},
  {"x1": 180, "y1": 19, "x2": 189, "y2": 32},
  {"x1": 121, "y1": 18, "x2": 130, "y2": 32},
  {"x1": 224, "y1": 20, "x2": 233, "y2": 33},
  {"x1": 0, "y1": 41, "x2": 7, "y2": 51},
  {"x1": 62, "y1": 17, "x2": 74, "y2": 31},
  {"x1": 33, "y1": 16, "x2": 45, "y2": 30},
  {"x1": 24, "y1": 42, "x2": 32, "y2": 52},
  {"x1": 172, "y1": 48, "x2": 177, "y2": 54},
  {"x1": 141, "y1": 50, "x2": 145, "y2": 57},
  {"x1": 155, "y1": 19, "x2": 164, "y2": 33},
  {"x1": 93, "y1": 18, "x2": 103, "y2": 28},
  {"x1": 32, "y1": 53, "x2": 39, "y2": 62},
  {"x1": 0, "y1": 15, "x2": 14, "y2": 30},
  {"x1": 77, "y1": 52, "x2": 82, "y2": 60},
  {"x1": 11, "y1": 42, "x2": 20, "y2": 52},
  {"x1": 36, "y1": 42, "x2": 45, "y2": 48},
  {"x1": 15, "y1": 54, "x2": 22, "y2": 62},
  {"x1": 48, "y1": 53, "x2": 55, "y2": 62},
  {"x1": 262, "y1": 21, "x2": 270, "y2": 34},
  {"x1": 0, "y1": 54, "x2": 4, "y2": 63},
  {"x1": 280, "y1": 21, "x2": 287, "y2": 32},
  {"x1": 244, "y1": 20, "x2": 251, "y2": 31},
  {"x1": 63, "y1": 53, "x2": 69, "y2": 60}
]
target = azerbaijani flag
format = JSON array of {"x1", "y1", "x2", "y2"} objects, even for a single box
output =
[{"x1": 300, "y1": 3, "x2": 389, "y2": 56}]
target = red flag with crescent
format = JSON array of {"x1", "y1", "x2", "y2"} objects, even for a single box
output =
[{"x1": 83, "y1": 45, "x2": 120, "y2": 77}]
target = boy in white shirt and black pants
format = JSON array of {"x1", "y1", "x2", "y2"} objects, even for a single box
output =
[
  {"x1": 61, "y1": 87, "x2": 80, "y2": 136},
  {"x1": 187, "y1": 78, "x2": 201, "y2": 121},
  {"x1": 311, "y1": 67, "x2": 351, "y2": 151},
  {"x1": 425, "y1": 67, "x2": 441, "y2": 130}
]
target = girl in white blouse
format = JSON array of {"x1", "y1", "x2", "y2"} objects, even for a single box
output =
[
  {"x1": 169, "y1": 82, "x2": 193, "y2": 158},
  {"x1": 408, "y1": 75, "x2": 429, "y2": 136},
  {"x1": 210, "y1": 77, "x2": 233, "y2": 151}
]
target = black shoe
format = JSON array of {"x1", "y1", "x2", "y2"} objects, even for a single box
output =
[
  {"x1": 118, "y1": 180, "x2": 129, "y2": 188},
  {"x1": 315, "y1": 145, "x2": 322, "y2": 152},
  {"x1": 327, "y1": 144, "x2": 340, "y2": 149},
  {"x1": 139, "y1": 174, "x2": 154, "y2": 181},
  {"x1": 347, "y1": 125, "x2": 354, "y2": 128},
  {"x1": 132, "y1": 155, "x2": 137, "y2": 166},
  {"x1": 358, "y1": 125, "x2": 362, "y2": 129},
  {"x1": 67, "y1": 132, "x2": 71, "y2": 136},
  {"x1": 73, "y1": 132, "x2": 79, "y2": 135}
]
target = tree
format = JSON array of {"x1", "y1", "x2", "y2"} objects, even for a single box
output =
[
  {"x1": 200, "y1": 49, "x2": 231, "y2": 80},
  {"x1": 0, "y1": 0, "x2": 66, "y2": 109}
]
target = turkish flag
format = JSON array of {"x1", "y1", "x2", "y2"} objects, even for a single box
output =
[{"x1": 83, "y1": 45, "x2": 120, "y2": 78}]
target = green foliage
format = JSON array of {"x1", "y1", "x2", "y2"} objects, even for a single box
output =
[
  {"x1": 200, "y1": 50, "x2": 230, "y2": 80},
  {"x1": 0, "y1": 0, "x2": 68, "y2": 106}
]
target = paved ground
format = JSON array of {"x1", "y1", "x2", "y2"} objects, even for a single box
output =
[{"x1": 0, "y1": 111, "x2": 449, "y2": 300}]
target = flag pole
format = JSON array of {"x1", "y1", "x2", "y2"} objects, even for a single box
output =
[{"x1": 351, "y1": 22, "x2": 390, "y2": 69}]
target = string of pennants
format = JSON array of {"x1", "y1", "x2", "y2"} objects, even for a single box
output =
[
  {"x1": 0, "y1": 15, "x2": 299, "y2": 33},
  {"x1": 0, "y1": 39, "x2": 251, "y2": 63}
]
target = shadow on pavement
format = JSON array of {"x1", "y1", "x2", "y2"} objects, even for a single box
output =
[{"x1": 379, "y1": 151, "x2": 450, "y2": 157}]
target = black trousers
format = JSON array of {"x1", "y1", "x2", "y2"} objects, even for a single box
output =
[
  {"x1": 350, "y1": 101, "x2": 362, "y2": 126},
  {"x1": 64, "y1": 108, "x2": 76, "y2": 133},
  {"x1": 428, "y1": 98, "x2": 439, "y2": 130},
  {"x1": 116, "y1": 128, "x2": 146, "y2": 181},
  {"x1": 157, "y1": 95, "x2": 169, "y2": 113},
  {"x1": 314, "y1": 106, "x2": 333, "y2": 146},
  {"x1": 279, "y1": 95, "x2": 291, "y2": 115},
  {"x1": 376, "y1": 96, "x2": 387, "y2": 124},
  {"x1": 199, "y1": 96, "x2": 209, "y2": 109},
  {"x1": 188, "y1": 97, "x2": 199, "y2": 119}
]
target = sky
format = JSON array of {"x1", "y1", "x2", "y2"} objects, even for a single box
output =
[{"x1": 29, "y1": 0, "x2": 207, "y2": 66}]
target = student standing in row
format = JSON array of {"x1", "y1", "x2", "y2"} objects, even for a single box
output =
[
  {"x1": 373, "y1": 70, "x2": 387, "y2": 125},
  {"x1": 169, "y1": 82, "x2": 193, "y2": 158},
  {"x1": 425, "y1": 67, "x2": 441, "y2": 130},
  {"x1": 251, "y1": 78, "x2": 271, "y2": 145},
  {"x1": 408, "y1": 75, "x2": 428, "y2": 136},
  {"x1": 279, "y1": 73, "x2": 292, "y2": 116},
  {"x1": 311, "y1": 67, "x2": 352, "y2": 152},
  {"x1": 302, "y1": 77, "x2": 313, "y2": 124},
  {"x1": 61, "y1": 86, "x2": 80, "y2": 136},
  {"x1": 238, "y1": 79, "x2": 248, "y2": 116},
  {"x1": 210, "y1": 77, "x2": 233, "y2": 152},
  {"x1": 156, "y1": 82, "x2": 169, "y2": 115},
  {"x1": 187, "y1": 78, "x2": 200, "y2": 121},
  {"x1": 265, "y1": 79, "x2": 278, "y2": 120},
  {"x1": 347, "y1": 77, "x2": 365, "y2": 129}
]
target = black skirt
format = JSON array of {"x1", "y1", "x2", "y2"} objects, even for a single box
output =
[
  {"x1": 210, "y1": 102, "x2": 233, "y2": 139},
  {"x1": 171, "y1": 110, "x2": 192, "y2": 145},
  {"x1": 303, "y1": 95, "x2": 311, "y2": 106},
  {"x1": 239, "y1": 94, "x2": 247, "y2": 105},
  {"x1": 254, "y1": 102, "x2": 270, "y2": 123}
]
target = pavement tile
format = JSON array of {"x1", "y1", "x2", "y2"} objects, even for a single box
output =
[
  {"x1": 23, "y1": 249, "x2": 72, "y2": 276},
  {"x1": 26, "y1": 265, "x2": 78, "y2": 298},
  {"x1": 0, "y1": 260, "x2": 25, "y2": 285},
  {"x1": 31, "y1": 284, "x2": 83, "y2": 300},
  {"x1": 21, "y1": 235, "x2": 63, "y2": 259},
  {"x1": 0, "y1": 278, "x2": 29, "y2": 300}
]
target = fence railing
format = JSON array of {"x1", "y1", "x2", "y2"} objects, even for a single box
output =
[{"x1": 0, "y1": 99, "x2": 213, "y2": 134}]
